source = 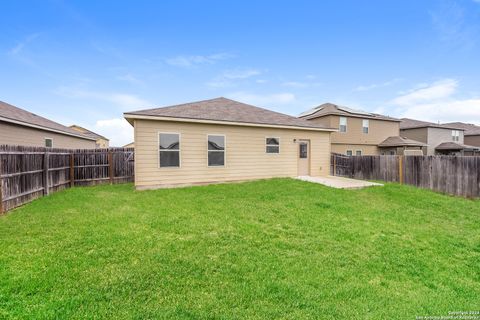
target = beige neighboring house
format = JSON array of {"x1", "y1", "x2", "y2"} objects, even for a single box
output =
[
  {"x1": 123, "y1": 142, "x2": 134, "y2": 148},
  {"x1": 0, "y1": 100, "x2": 96, "y2": 148},
  {"x1": 400, "y1": 118, "x2": 480, "y2": 155},
  {"x1": 443, "y1": 122, "x2": 480, "y2": 148},
  {"x1": 299, "y1": 103, "x2": 424, "y2": 155},
  {"x1": 124, "y1": 97, "x2": 335, "y2": 189},
  {"x1": 70, "y1": 125, "x2": 109, "y2": 148}
]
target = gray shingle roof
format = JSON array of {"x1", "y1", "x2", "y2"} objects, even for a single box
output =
[
  {"x1": 124, "y1": 97, "x2": 336, "y2": 131},
  {"x1": 0, "y1": 100, "x2": 95, "y2": 140},
  {"x1": 70, "y1": 125, "x2": 109, "y2": 141},
  {"x1": 299, "y1": 103, "x2": 400, "y2": 122},
  {"x1": 400, "y1": 118, "x2": 464, "y2": 130},
  {"x1": 378, "y1": 136, "x2": 426, "y2": 148},
  {"x1": 435, "y1": 142, "x2": 479, "y2": 151},
  {"x1": 442, "y1": 122, "x2": 480, "y2": 136}
]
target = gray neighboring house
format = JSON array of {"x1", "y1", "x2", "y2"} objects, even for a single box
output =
[
  {"x1": 443, "y1": 122, "x2": 480, "y2": 148},
  {"x1": 0, "y1": 100, "x2": 97, "y2": 148},
  {"x1": 400, "y1": 118, "x2": 480, "y2": 155}
]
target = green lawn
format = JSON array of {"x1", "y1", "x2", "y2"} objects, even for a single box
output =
[{"x1": 0, "y1": 179, "x2": 479, "y2": 319}]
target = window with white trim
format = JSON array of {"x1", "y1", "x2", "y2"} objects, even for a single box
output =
[
  {"x1": 362, "y1": 119, "x2": 369, "y2": 134},
  {"x1": 452, "y1": 130, "x2": 460, "y2": 142},
  {"x1": 45, "y1": 138, "x2": 53, "y2": 148},
  {"x1": 208, "y1": 135, "x2": 225, "y2": 166},
  {"x1": 266, "y1": 137, "x2": 279, "y2": 154},
  {"x1": 356, "y1": 150, "x2": 362, "y2": 156},
  {"x1": 339, "y1": 117, "x2": 347, "y2": 132},
  {"x1": 346, "y1": 150, "x2": 353, "y2": 156},
  {"x1": 159, "y1": 133, "x2": 180, "y2": 167}
]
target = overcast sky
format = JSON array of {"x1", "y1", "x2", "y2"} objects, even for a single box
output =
[{"x1": 1, "y1": 0, "x2": 480, "y2": 146}]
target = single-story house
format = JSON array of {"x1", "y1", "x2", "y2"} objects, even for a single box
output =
[
  {"x1": 124, "y1": 97, "x2": 335, "y2": 189},
  {"x1": 0, "y1": 100, "x2": 96, "y2": 148},
  {"x1": 69, "y1": 125, "x2": 110, "y2": 148}
]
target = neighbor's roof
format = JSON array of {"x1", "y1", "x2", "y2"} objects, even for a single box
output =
[
  {"x1": 435, "y1": 142, "x2": 479, "y2": 151},
  {"x1": 400, "y1": 118, "x2": 465, "y2": 130},
  {"x1": 70, "y1": 125, "x2": 109, "y2": 141},
  {"x1": 378, "y1": 136, "x2": 427, "y2": 148},
  {"x1": 442, "y1": 122, "x2": 480, "y2": 136},
  {"x1": 298, "y1": 103, "x2": 400, "y2": 122},
  {"x1": 124, "y1": 97, "x2": 336, "y2": 131},
  {"x1": 0, "y1": 100, "x2": 96, "y2": 140}
]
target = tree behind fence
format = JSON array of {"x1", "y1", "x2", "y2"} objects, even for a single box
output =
[
  {"x1": 0, "y1": 145, "x2": 134, "y2": 213},
  {"x1": 331, "y1": 153, "x2": 480, "y2": 198}
]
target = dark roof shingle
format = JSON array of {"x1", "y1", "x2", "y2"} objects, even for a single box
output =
[
  {"x1": 442, "y1": 122, "x2": 480, "y2": 136},
  {"x1": 378, "y1": 136, "x2": 426, "y2": 148},
  {"x1": 0, "y1": 100, "x2": 95, "y2": 140},
  {"x1": 70, "y1": 125, "x2": 109, "y2": 140},
  {"x1": 400, "y1": 118, "x2": 464, "y2": 130},
  {"x1": 124, "y1": 97, "x2": 335, "y2": 130},
  {"x1": 299, "y1": 103, "x2": 400, "y2": 122}
]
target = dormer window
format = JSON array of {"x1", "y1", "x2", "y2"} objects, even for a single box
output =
[{"x1": 339, "y1": 117, "x2": 347, "y2": 133}]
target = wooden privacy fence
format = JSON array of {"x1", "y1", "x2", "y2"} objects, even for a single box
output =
[
  {"x1": 0, "y1": 145, "x2": 134, "y2": 213},
  {"x1": 331, "y1": 153, "x2": 480, "y2": 197}
]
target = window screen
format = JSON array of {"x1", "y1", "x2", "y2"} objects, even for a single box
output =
[
  {"x1": 266, "y1": 137, "x2": 280, "y2": 153},
  {"x1": 159, "y1": 133, "x2": 180, "y2": 167},
  {"x1": 208, "y1": 135, "x2": 225, "y2": 166}
]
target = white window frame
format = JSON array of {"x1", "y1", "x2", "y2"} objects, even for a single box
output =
[
  {"x1": 362, "y1": 119, "x2": 369, "y2": 134},
  {"x1": 339, "y1": 117, "x2": 347, "y2": 133},
  {"x1": 265, "y1": 136, "x2": 280, "y2": 154},
  {"x1": 207, "y1": 134, "x2": 226, "y2": 168},
  {"x1": 346, "y1": 150, "x2": 353, "y2": 156},
  {"x1": 158, "y1": 132, "x2": 181, "y2": 169},
  {"x1": 452, "y1": 130, "x2": 460, "y2": 142},
  {"x1": 45, "y1": 137, "x2": 53, "y2": 148},
  {"x1": 356, "y1": 150, "x2": 362, "y2": 156}
]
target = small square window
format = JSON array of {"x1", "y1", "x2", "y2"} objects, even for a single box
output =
[
  {"x1": 45, "y1": 138, "x2": 53, "y2": 148},
  {"x1": 266, "y1": 137, "x2": 280, "y2": 154},
  {"x1": 356, "y1": 150, "x2": 362, "y2": 156},
  {"x1": 346, "y1": 150, "x2": 353, "y2": 156}
]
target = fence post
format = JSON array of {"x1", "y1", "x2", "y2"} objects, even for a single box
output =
[
  {"x1": 108, "y1": 151, "x2": 114, "y2": 184},
  {"x1": 398, "y1": 156, "x2": 403, "y2": 185},
  {"x1": 70, "y1": 153, "x2": 75, "y2": 187},
  {"x1": 43, "y1": 152, "x2": 50, "y2": 195},
  {"x1": 0, "y1": 158, "x2": 3, "y2": 214}
]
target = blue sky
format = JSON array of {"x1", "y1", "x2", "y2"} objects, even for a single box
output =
[{"x1": 1, "y1": 0, "x2": 480, "y2": 146}]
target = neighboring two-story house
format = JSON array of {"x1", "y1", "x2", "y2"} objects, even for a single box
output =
[
  {"x1": 299, "y1": 103, "x2": 424, "y2": 155},
  {"x1": 443, "y1": 122, "x2": 480, "y2": 148},
  {"x1": 400, "y1": 118, "x2": 480, "y2": 155}
]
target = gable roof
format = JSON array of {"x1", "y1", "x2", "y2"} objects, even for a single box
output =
[
  {"x1": 400, "y1": 118, "x2": 464, "y2": 130},
  {"x1": 69, "y1": 125, "x2": 109, "y2": 141},
  {"x1": 442, "y1": 122, "x2": 480, "y2": 136},
  {"x1": 124, "y1": 97, "x2": 336, "y2": 131},
  {"x1": 0, "y1": 100, "x2": 95, "y2": 140},
  {"x1": 298, "y1": 103, "x2": 400, "y2": 122},
  {"x1": 378, "y1": 136, "x2": 426, "y2": 148}
]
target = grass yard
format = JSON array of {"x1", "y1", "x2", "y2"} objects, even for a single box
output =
[{"x1": 0, "y1": 179, "x2": 479, "y2": 319}]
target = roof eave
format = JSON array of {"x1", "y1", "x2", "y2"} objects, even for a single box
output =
[
  {"x1": 304, "y1": 112, "x2": 401, "y2": 122},
  {"x1": 0, "y1": 115, "x2": 97, "y2": 141},
  {"x1": 123, "y1": 113, "x2": 337, "y2": 132}
]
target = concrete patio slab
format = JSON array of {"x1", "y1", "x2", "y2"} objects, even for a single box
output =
[{"x1": 297, "y1": 175, "x2": 383, "y2": 189}]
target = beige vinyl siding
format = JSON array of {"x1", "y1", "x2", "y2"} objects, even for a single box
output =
[
  {"x1": 331, "y1": 144, "x2": 379, "y2": 155},
  {"x1": 0, "y1": 121, "x2": 96, "y2": 148},
  {"x1": 465, "y1": 135, "x2": 480, "y2": 147},
  {"x1": 134, "y1": 119, "x2": 331, "y2": 188}
]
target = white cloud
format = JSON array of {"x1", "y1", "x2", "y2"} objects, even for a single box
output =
[
  {"x1": 391, "y1": 79, "x2": 457, "y2": 106},
  {"x1": 94, "y1": 118, "x2": 133, "y2": 147},
  {"x1": 354, "y1": 78, "x2": 402, "y2": 92},
  {"x1": 207, "y1": 68, "x2": 261, "y2": 88},
  {"x1": 390, "y1": 78, "x2": 480, "y2": 125},
  {"x1": 227, "y1": 92, "x2": 295, "y2": 107},
  {"x1": 8, "y1": 33, "x2": 40, "y2": 56},
  {"x1": 117, "y1": 74, "x2": 143, "y2": 85},
  {"x1": 55, "y1": 86, "x2": 150, "y2": 109},
  {"x1": 281, "y1": 81, "x2": 322, "y2": 88},
  {"x1": 165, "y1": 53, "x2": 233, "y2": 68}
]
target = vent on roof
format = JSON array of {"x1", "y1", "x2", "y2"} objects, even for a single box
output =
[{"x1": 298, "y1": 106, "x2": 324, "y2": 117}]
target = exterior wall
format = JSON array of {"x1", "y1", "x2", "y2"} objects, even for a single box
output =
[
  {"x1": 401, "y1": 127, "x2": 464, "y2": 155},
  {"x1": 331, "y1": 144, "x2": 378, "y2": 155},
  {"x1": 0, "y1": 121, "x2": 96, "y2": 148},
  {"x1": 464, "y1": 135, "x2": 480, "y2": 147},
  {"x1": 307, "y1": 115, "x2": 399, "y2": 155},
  {"x1": 134, "y1": 119, "x2": 331, "y2": 189},
  {"x1": 379, "y1": 146, "x2": 424, "y2": 155}
]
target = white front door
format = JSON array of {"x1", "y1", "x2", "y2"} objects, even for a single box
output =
[{"x1": 298, "y1": 140, "x2": 310, "y2": 176}]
